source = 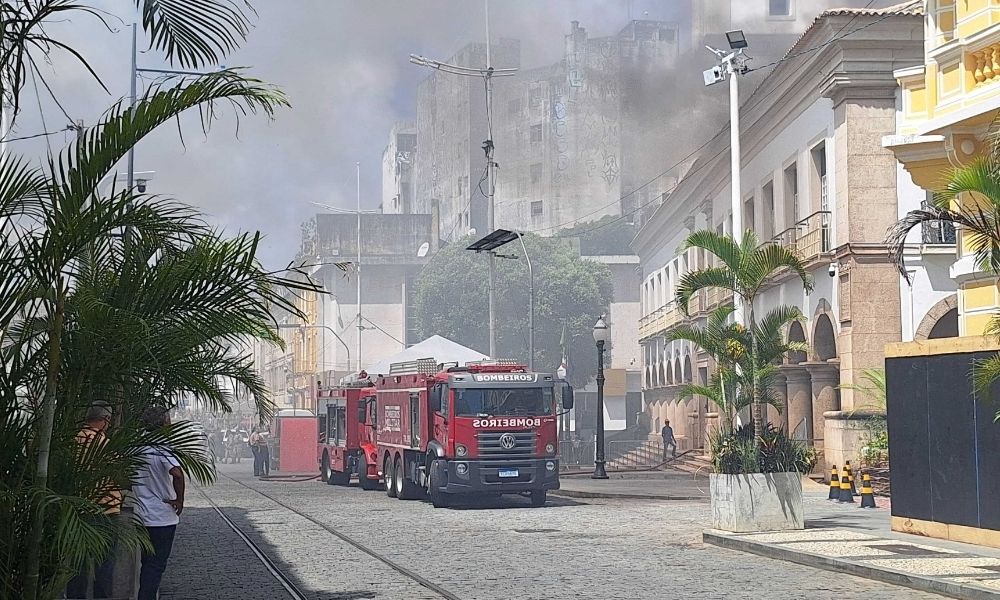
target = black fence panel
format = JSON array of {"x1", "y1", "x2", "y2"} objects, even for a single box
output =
[{"x1": 887, "y1": 349, "x2": 1000, "y2": 531}]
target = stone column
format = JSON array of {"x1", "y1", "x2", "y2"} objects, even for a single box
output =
[
  {"x1": 805, "y1": 363, "x2": 841, "y2": 451},
  {"x1": 781, "y1": 367, "x2": 813, "y2": 441},
  {"x1": 768, "y1": 373, "x2": 788, "y2": 433}
]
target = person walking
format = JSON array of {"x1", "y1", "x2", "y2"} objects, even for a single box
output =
[
  {"x1": 133, "y1": 407, "x2": 185, "y2": 600},
  {"x1": 661, "y1": 419, "x2": 677, "y2": 460},
  {"x1": 66, "y1": 402, "x2": 123, "y2": 599}
]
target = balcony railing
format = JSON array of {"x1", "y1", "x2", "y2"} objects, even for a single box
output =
[
  {"x1": 639, "y1": 300, "x2": 685, "y2": 339},
  {"x1": 770, "y1": 210, "x2": 831, "y2": 261}
]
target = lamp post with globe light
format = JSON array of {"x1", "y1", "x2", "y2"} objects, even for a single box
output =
[{"x1": 592, "y1": 315, "x2": 609, "y2": 479}]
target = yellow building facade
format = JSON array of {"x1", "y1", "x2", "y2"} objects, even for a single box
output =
[{"x1": 886, "y1": 0, "x2": 1000, "y2": 335}]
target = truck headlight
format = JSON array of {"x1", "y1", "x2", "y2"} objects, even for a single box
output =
[
  {"x1": 545, "y1": 443, "x2": 555, "y2": 455},
  {"x1": 545, "y1": 461, "x2": 556, "y2": 471},
  {"x1": 456, "y1": 462, "x2": 469, "y2": 477},
  {"x1": 456, "y1": 444, "x2": 468, "y2": 457}
]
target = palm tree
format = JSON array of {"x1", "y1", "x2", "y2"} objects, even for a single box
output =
[
  {"x1": 0, "y1": 72, "x2": 332, "y2": 598},
  {"x1": 887, "y1": 150, "x2": 1000, "y2": 408},
  {"x1": 669, "y1": 304, "x2": 808, "y2": 430},
  {"x1": 675, "y1": 230, "x2": 813, "y2": 438}
]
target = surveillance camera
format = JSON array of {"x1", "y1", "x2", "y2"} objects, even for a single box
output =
[
  {"x1": 703, "y1": 65, "x2": 724, "y2": 87},
  {"x1": 136, "y1": 179, "x2": 147, "y2": 193},
  {"x1": 828, "y1": 262, "x2": 837, "y2": 278}
]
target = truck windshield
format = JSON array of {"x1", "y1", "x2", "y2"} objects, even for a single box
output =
[{"x1": 454, "y1": 387, "x2": 553, "y2": 417}]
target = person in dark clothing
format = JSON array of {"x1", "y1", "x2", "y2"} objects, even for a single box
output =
[{"x1": 661, "y1": 420, "x2": 677, "y2": 460}]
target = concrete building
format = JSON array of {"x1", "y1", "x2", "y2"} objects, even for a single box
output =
[
  {"x1": 632, "y1": 5, "x2": 955, "y2": 469},
  {"x1": 381, "y1": 122, "x2": 417, "y2": 215},
  {"x1": 885, "y1": 0, "x2": 1000, "y2": 338},
  {"x1": 256, "y1": 213, "x2": 434, "y2": 410}
]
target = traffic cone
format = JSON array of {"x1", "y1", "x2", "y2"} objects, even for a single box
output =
[
  {"x1": 859, "y1": 472, "x2": 877, "y2": 509},
  {"x1": 838, "y1": 466, "x2": 854, "y2": 503},
  {"x1": 828, "y1": 465, "x2": 840, "y2": 501},
  {"x1": 846, "y1": 461, "x2": 858, "y2": 496}
]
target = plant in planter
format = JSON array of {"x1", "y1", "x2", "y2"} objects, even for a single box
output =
[{"x1": 674, "y1": 230, "x2": 814, "y2": 532}]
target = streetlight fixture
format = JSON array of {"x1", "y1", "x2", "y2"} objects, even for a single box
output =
[
  {"x1": 591, "y1": 315, "x2": 609, "y2": 480},
  {"x1": 704, "y1": 30, "x2": 751, "y2": 328},
  {"x1": 467, "y1": 229, "x2": 534, "y2": 368}
]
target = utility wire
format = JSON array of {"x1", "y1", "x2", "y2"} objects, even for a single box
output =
[
  {"x1": 28, "y1": 57, "x2": 75, "y2": 126},
  {"x1": 1, "y1": 129, "x2": 67, "y2": 143}
]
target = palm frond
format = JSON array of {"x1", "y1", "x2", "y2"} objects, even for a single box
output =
[
  {"x1": 138, "y1": 0, "x2": 255, "y2": 69},
  {"x1": 675, "y1": 267, "x2": 736, "y2": 314}
]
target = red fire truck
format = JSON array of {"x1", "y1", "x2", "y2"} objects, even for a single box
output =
[
  {"x1": 316, "y1": 371, "x2": 380, "y2": 489},
  {"x1": 375, "y1": 358, "x2": 573, "y2": 508}
]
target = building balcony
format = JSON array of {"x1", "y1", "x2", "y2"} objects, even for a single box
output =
[
  {"x1": 639, "y1": 300, "x2": 685, "y2": 340},
  {"x1": 770, "y1": 210, "x2": 832, "y2": 262}
]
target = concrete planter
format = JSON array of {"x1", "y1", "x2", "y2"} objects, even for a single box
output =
[{"x1": 710, "y1": 472, "x2": 804, "y2": 533}]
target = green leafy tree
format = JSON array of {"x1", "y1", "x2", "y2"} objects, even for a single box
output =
[
  {"x1": 413, "y1": 234, "x2": 613, "y2": 387},
  {"x1": 675, "y1": 230, "x2": 813, "y2": 439}
]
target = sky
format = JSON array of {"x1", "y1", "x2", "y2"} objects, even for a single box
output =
[{"x1": 6, "y1": 0, "x2": 684, "y2": 268}]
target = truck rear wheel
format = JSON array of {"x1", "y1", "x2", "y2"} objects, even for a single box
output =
[
  {"x1": 384, "y1": 455, "x2": 397, "y2": 498},
  {"x1": 427, "y1": 461, "x2": 450, "y2": 508},
  {"x1": 395, "y1": 455, "x2": 422, "y2": 500},
  {"x1": 320, "y1": 454, "x2": 330, "y2": 483},
  {"x1": 529, "y1": 490, "x2": 547, "y2": 507}
]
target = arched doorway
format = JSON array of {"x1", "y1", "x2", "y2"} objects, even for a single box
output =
[
  {"x1": 787, "y1": 321, "x2": 807, "y2": 364},
  {"x1": 915, "y1": 294, "x2": 959, "y2": 340},
  {"x1": 814, "y1": 314, "x2": 837, "y2": 361},
  {"x1": 684, "y1": 355, "x2": 693, "y2": 383},
  {"x1": 928, "y1": 308, "x2": 958, "y2": 339}
]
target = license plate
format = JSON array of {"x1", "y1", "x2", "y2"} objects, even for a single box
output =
[{"x1": 498, "y1": 468, "x2": 519, "y2": 478}]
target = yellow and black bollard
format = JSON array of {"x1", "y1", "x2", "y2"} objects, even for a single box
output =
[
  {"x1": 828, "y1": 465, "x2": 840, "y2": 501},
  {"x1": 838, "y1": 466, "x2": 855, "y2": 503},
  {"x1": 859, "y1": 472, "x2": 877, "y2": 509},
  {"x1": 846, "y1": 460, "x2": 858, "y2": 496}
]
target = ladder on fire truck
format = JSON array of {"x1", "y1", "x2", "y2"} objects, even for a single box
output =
[{"x1": 388, "y1": 358, "x2": 439, "y2": 375}]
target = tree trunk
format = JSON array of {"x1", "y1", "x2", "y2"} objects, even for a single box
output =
[
  {"x1": 749, "y1": 309, "x2": 763, "y2": 442},
  {"x1": 23, "y1": 285, "x2": 65, "y2": 600}
]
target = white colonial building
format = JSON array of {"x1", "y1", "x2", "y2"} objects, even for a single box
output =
[{"x1": 631, "y1": 5, "x2": 956, "y2": 469}]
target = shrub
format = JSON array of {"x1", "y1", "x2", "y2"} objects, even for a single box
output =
[{"x1": 710, "y1": 424, "x2": 818, "y2": 475}]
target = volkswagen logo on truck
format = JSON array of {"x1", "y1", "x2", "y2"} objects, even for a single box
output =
[{"x1": 499, "y1": 433, "x2": 517, "y2": 450}]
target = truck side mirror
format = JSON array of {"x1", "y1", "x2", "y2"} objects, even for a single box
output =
[{"x1": 562, "y1": 384, "x2": 574, "y2": 410}]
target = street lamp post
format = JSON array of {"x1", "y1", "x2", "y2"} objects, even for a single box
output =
[
  {"x1": 592, "y1": 315, "x2": 609, "y2": 480},
  {"x1": 467, "y1": 229, "x2": 533, "y2": 366}
]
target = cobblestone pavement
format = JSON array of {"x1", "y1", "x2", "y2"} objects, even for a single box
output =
[{"x1": 166, "y1": 463, "x2": 947, "y2": 600}]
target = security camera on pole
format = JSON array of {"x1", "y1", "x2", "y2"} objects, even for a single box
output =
[{"x1": 704, "y1": 30, "x2": 751, "y2": 327}]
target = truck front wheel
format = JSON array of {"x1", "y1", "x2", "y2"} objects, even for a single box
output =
[
  {"x1": 427, "y1": 461, "x2": 450, "y2": 508},
  {"x1": 321, "y1": 454, "x2": 330, "y2": 483},
  {"x1": 358, "y1": 460, "x2": 379, "y2": 490}
]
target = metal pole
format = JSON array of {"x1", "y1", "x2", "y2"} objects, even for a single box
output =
[
  {"x1": 127, "y1": 23, "x2": 137, "y2": 190},
  {"x1": 592, "y1": 340, "x2": 608, "y2": 479},
  {"x1": 356, "y1": 162, "x2": 363, "y2": 372},
  {"x1": 515, "y1": 232, "x2": 533, "y2": 370},
  {"x1": 727, "y1": 56, "x2": 744, "y2": 327},
  {"x1": 485, "y1": 0, "x2": 497, "y2": 359}
]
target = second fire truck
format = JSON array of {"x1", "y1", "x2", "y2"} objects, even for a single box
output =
[{"x1": 375, "y1": 358, "x2": 573, "y2": 507}]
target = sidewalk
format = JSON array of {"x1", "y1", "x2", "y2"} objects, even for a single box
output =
[
  {"x1": 554, "y1": 470, "x2": 709, "y2": 500},
  {"x1": 704, "y1": 487, "x2": 1000, "y2": 600}
]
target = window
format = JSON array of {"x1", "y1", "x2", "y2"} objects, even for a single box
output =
[
  {"x1": 743, "y1": 195, "x2": 755, "y2": 235},
  {"x1": 783, "y1": 162, "x2": 799, "y2": 229},
  {"x1": 457, "y1": 176, "x2": 465, "y2": 199},
  {"x1": 530, "y1": 124, "x2": 543, "y2": 144},
  {"x1": 762, "y1": 181, "x2": 775, "y2": 241},
  {"x1": 811, "y1": 142, "x2": 828, "y2": 214},
  {"x1": 659, "y1": 28, "x2": 676, "y2": 42},
  {"x1": 507, "y1": 98, "x2": 521, "y2": 116},
  {"x1": 529, "y1": 85, "x2": 542, "y2": 107},
  {"x1": 531, "y1": 200, "x2": 543, "y2": 217},
  {"x1": 454, "y1": 387, "x2": 554, "y2": 417},
  {"x1": 530, "y1": 162, "x2": 543, "y2": 184},
  {"x1": 769, "y1": 0, "x2": 791, "y2": 17}
]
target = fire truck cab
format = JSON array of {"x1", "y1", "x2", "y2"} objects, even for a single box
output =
[
  {"x1": 316, "y1": 371, "x2": 380, "y2": 489},
  {"x1": 376, "y1": 358, "x2": 573, "y2": 508}
]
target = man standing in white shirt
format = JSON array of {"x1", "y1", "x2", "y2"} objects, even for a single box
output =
[{"x1": 134, "y1": 407, "x2": 185, "y2": 600}]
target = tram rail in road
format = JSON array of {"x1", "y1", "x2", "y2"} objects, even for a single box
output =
[{"x1": 201, "y1": 473, "x2": 464, "y2": 600}]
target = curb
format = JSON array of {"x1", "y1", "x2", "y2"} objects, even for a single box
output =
[
  {"x1": 702, "y1": 530, "x2": 1000, "y2": 600},
  {"x1": 551, "y1": 489, "x2": 705, "y2": 501}
]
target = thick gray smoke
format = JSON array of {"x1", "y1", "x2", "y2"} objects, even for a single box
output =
[{"x1": 6, "y1": 0, "x2": 900, "y2": 268}]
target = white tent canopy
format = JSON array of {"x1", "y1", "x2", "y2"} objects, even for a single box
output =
[{"x1": 364, "y1": 335, "x2": 488, "y2": 376}]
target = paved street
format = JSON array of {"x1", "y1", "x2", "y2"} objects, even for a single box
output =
[{"x1": 161, "y1": 463, "x2": 948, "y2": 600}]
